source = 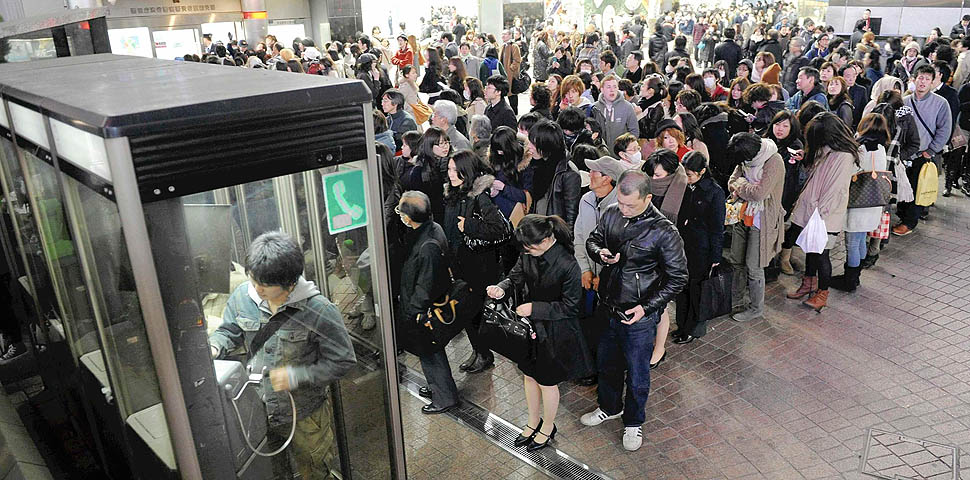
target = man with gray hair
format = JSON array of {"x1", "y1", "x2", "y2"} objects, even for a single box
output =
[
  {"x1": 782, "y1": 37, "x2": 810, "y2": 95},
  {"x1": 468, "y1": 114, "x2": 491, "y2": 159},
  {"x1": 580, "y1": 169, "x2": 688, "y2": 452},
  {"x1": 431, "y1": 99, "x2": 472, "y2": 151},
  {"x1": 395, "y1": 191, "x2": 461, "y2": 414}
]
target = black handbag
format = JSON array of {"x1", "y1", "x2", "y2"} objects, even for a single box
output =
[
  {"x1": 511, "y1": 70, "x2": 532, "y2": 95},
  {"x1": 698, "y1": 264, "x2": 732, "y2": 323},
  {"x1": 479, "y1": 292, "x2": 536, "y2": 364},
  {"x1": 848, "y1": 149, "x2": 892, "y2": 208},
  {"x1": 419, "y1": 268, "x2": 479, "y2": 349},
  {"x1": 462, "y1": 208, "x2": 514, "y2": 252}
]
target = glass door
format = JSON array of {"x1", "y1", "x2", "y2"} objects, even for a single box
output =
[
  {"x1": 151, "y1": 28, "x2": 201, "y2": 61},
  {"x1": 145, "y1": 158, "x2": 394, "y2": 479}
]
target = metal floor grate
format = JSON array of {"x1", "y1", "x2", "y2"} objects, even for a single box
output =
[
  {"x1": 860, "y1": 428, "x2": 960, "y2": 479},
  {"x1": 400, "y1": 367, "x2": 611, "y2": 480}
]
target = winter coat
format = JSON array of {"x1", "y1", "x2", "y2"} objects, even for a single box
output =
[
  {"x1": 211, "y1": 278, "x2": 356, "y2": 426},
  {"x1": 574, "y1": 187, "x2": 619, "y2": 277},
  {"x1": 700, "y1": 112, "x2": 734, "y2": 191},
  {"x1": 714, "y1": 40, "x2": 744, "y2": 78},
  {"x1": 891, "y1": 56, "x2": 927, "y2": 84},
  {"x1": 790, "y1": 147, "x2": 858, "y2": 233},
  {"x1": 845, "y1": 144, "x2": 888, "y2": 233},
  {"x1": 663, "y1": 48, "x2": 690, "y2": 69},
  {"x1": 586, "y1": 202, "x2": 689, "y2": 314},
  {"x1": 419, "y1": 66, "x2": 444, "y2": 94},
  {"x1": 728, "y1": 143, "x2": 786, "y2": 267},
  {"x1": 786, "y1": 84, "x2": 829, "y2": 112},
  {"x1": 501, "y1": 42, "x2": 523, "y2": 80},
  {"x1": 777, "y1": 138, "x2": 806, "y2": 217},
  {"x1": 782, "y1": 54, "x2": 811, "y2": 95},
  {"x1": 548, "y1": 54, "x2": 573, "y2": 78},
  {"x1": 496, "y1": 243, "x2": 593, "y2": 382},
  {"x1": 485, "y1": 98, "x2": 518, "y2": 132},
  {"x1": 831, "y1": 98, "x2": 855, "y2": 126},
  {"x1": 758, "y1": 39, "x2": 785, "y2": 69},
  {"x1": 648, "y1": 33, "x2": 668, "y2": 66},
  {"x1": 479, "y1": 56, "x2": 507, "y2": 83},
  {"x1": 401, "y1": 156, "x2": 445, "y2": 223},
  {"x1": 387, "y1": 110, "x2": 418, "y2": 150},
  {"x1": 442, "y1": 175, "x2": 507, "y2": 292},
  {"x1": 397, "y1": 221, "x2": 452, "y2": 356},
  {"x1": 752, "y1": 100, "x2": 786, "y2": 135},
  {"x1": 534, "y1": 159, "x2": 582, "y2": 231},
  {"x1": 533, "y1": 41, "x2": 552, "y2": 81},
  {"x1": 590, "y1": 96, "x2": 640, "y2": 152},
  {"x1": 576, "y1": 44, "x2": 602, "y2": 70},
  {"x1": 492, "y1": 166, "x2": 534, "y2": 219},
  {"x1": 677, "y1": 176, "x2": 725, "y2": 277}
]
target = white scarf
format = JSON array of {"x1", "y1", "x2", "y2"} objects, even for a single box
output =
[{"x1": 741, "y1": 138, "x2": 778, "y2": 217}]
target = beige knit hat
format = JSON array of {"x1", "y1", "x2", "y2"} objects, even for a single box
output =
[{"x1": 905, "y1": 41, "x2": 921, "y2": 55}]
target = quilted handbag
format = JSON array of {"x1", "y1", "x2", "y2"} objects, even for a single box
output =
[
  {"x1": 462, "y1": 209, "x2": 514, "y2": 252},
  {"x1": 479, "y1": 295, "x2": 536, "y2": 364},
  {"x1": 848, "y1": 150, "x2": 892, "y2": 209}
]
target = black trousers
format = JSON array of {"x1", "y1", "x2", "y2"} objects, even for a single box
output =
[
  {"x1": 508, "y1": 94, "x2": 518, "y2": 115},
  {"x1": 944, "y1": 147, "x2": 967, "y2": 188},
  {"x1": 675, "y1": 276, "x2": 703, "y2": 337},
  {"x1": 0, "y1": 274, "x2": 21, "y2": 344}
]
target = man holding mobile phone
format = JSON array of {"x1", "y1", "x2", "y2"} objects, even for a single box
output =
[{"x1": 580, "y1": 170, "x2": 688, "y2": 452}]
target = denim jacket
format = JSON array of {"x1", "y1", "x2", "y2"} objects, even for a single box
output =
[{"x1": 209, "y1": 278, "x2": 356, "y2": 427}]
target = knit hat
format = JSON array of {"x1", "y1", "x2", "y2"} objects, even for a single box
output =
[
  {"x1": 653, "y1": 118, "x2": 682, "y2": 138},
  {"x1": 905, "y1": 41, "x2": 920, "y2": 55},
  {"x1": 585, "y1": 156, "x2": 632, "y2": 181},
  {"x1": 761, "y1": 63, "x2": 781, "y2": 85}
]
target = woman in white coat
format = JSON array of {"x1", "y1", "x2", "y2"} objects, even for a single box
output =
[{"x1": 832, "y1": 113, "x2": 890, "y2": 292}]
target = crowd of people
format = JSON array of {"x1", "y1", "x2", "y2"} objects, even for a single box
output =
[{"x1": 177, "y1": 2, "x2": 969, "y2": 457}]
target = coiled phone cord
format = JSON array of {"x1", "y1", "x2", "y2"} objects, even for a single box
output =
[{"x1": 229, "y1": 377, "x2": 297, "y2": 457}]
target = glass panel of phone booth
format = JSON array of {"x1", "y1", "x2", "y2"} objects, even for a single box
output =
[
  {"x1": 0, "y1": 138, "x2": 60, "y2": 345},
  {"x1": 59, "y1": 173, "x2": 164, "y2": 418},
  {"x1": 19, "y1": 154, "x2": 103, "y2": 363},
  {"x1": 161, "y1": 161, "x2": 392, "y2": 479}
]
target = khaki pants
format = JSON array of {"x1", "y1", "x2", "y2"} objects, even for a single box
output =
[{"x1": 271, "y1": 399, "x2": 338, "y2": 480}]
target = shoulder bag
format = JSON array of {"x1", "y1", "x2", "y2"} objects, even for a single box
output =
[
  {"x1": 848, "y1": 149, "x2": 892, "y2": 208},
  {"x1": 417, "y1": 240, "x2": 479, "y2": 349},
  {"x1": 462, "y1": 197, "x2": 514, "y2": 252},
  {"x1": 478, "y1": 288, "x2": 536, "y2": 364}
]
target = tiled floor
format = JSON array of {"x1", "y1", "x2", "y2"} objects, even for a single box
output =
[{"x1": 399, "y1": 187, "x2": 970, "y2": 479}]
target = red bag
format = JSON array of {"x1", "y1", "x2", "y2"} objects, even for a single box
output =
[{"x1": 869, "y1": 211, "x2": 890, "y2": 239}]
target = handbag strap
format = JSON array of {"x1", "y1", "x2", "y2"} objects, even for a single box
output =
[
  {"x1": 907, "y1": 96, "x2": 935, "y2": 145},
  {"x1": 248, "y1": 296, "x2": 320, "y2": 356}
]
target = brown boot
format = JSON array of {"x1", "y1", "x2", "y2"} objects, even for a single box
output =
[
  {"x1": 779, "y1": 248, "x2": 794, "y2": 275},
  {"x1": 803, "y1": 289, "x2": 829, "y2": 312},
  {"x1": 786, "y1": 276, "x2": 817, "y2": 299}
]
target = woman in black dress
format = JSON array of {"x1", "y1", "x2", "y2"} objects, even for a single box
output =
[{"x1": 487, "y1": 215, "x2": 592, "y2": 452}]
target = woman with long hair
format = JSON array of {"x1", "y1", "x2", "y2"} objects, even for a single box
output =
[
  {"x1": 547, "y1": 74, "x2": 563, "y2": 118},
  {"x1": 637, "y1": 74, "x2": 668, "y2": 152},
  {"x1": 674, "y1": 112, "x2": 709, "y2": 160},
  {"x1": 464, "y1": 76, "x2": 488, "y2": 117},
  {"x1": 673, "y1": 151, "x2": 725, "y2": 344},
  {"x1": 728, "y1": 77, "x2": 750, "y2": 110},
  {"x1": 530, "y1": 121, "x2": 581, "y2": 230},
  {"x1": 487, "y1": 215, "x2": 592, "y2": 452},
  {"x1": 751, "y1": 51, "x2": 775, "y2": 83},
  {"x1": 419, "y1": 47, "x2": 445, "y2": 94},
  {"x1": 443, "y1": 150, "x2": 507, "y2": 374},
  {"x1": 447, "y1": 57, "x2": 469, "y2": 93},
  {"x1": 533, "y1": 31, "x2": 552, "y2": 82},
  {"x1": 488, "y1": 126, "x2": 534, "y2": 219},
  {"x1": 398, "y1": 65, "x2": 422, "y2": 123},
  {"x1": 826, "y1": 76, "x2": 854, "y2": 126},
  {"x1": 402, "y1": 126, "x2": 450, "y2": 223},
  {"x1": 785, "y1": 112, "x2": 860, "y2": 311},
  {"x1": 831, "y1": 113, "x2": 891, "y2": 292},
  {"x1": 407, "y1": 34, "x2": 424, "y2": 71}
]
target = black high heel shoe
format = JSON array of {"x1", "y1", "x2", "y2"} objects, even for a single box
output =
[
  {"x1": 526, "y1": 424, "x2": 557, "y2": 452},
  {"x1": 514, "y1": 418, "x2": 542, "y2": 447},
  {"x1": 650, "y1": 351, "x2": 667, "y2": 369}
]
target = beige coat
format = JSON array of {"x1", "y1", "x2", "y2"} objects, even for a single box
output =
[
  {"x1": 790, "y1": 147, "x2": 858, "y2": 233},
  {"x1": 398, "y1": 80, "x2": 421, "y2": 116},
  {"x1": 466, "y1": 98, "x2": 487, "y2": 117},
  {"x1": 729, "y1": 153, "x2": 786, "y2": 267}
]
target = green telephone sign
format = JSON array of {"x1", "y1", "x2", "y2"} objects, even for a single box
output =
[{"x1": 322, "y1": 169, "x2": 368, "y2": 234}]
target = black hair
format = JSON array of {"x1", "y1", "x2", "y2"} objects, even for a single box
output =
[
  {"x1": 446, "y1": 150, "x2": 486, "y2": 199},
  {"x1": 600, "y1": 50, "x2": 617, "y2": 69},
  {"x1": 726, "y1": 132, "x2": 763, "y2": 164},
  {"x1": 358, "y1": 35, "x2": 372, "y2": 49},
  {"x1": 515, "y1": 214, "x2": 573, "y2": 248},
  {"x1": 682, "y1": 150, "x2": 709, "y2": 175},
  {"x1": 531, "y1": 83, "x2": 551, "y2": 110},
  {"x1": 487, "y1": 74, "x2": 510, "y2": 97},
  {"x1": 674, "y1": 35, "x2": 687, "y2": 49},
  {"x1": 723, "y1": 27, "x2": 736, "y2": 40},
  {"x1": 518, "y1": 111, "x2": 544, "y2": 135},
  {"x1": 675, "y1": 112, "x2": 704, "y2": 143},
  {"x1": 402, "y1": 130, "x2": 422, "y2": 156},
  {"x1": 932, "y1": 60, "x2": 952, "y2": 82},
  {"x1": 383, "y1": 88, "x2": 406, "y2": 110},
  {"x1": 373, "y1": 109, "x2": 388, "y2": 133},
  {"x1": 618, "y1": 78, "x2": 636, "y2": 98},
  {"x1": 571, "y1": 144, "x2": 601, "y2": 174},
  {"x1": 643, "y1": 148, "x2": 679, "y2": 176},
  {"x1": 804, "y1": 112, "x2": 860, "y2": 167},
  {"x1": 676, "y1": 89, "x2": 703, "y2": 112},
  {"x1": 417, "y1": 126, "x2": 448, "y2": 163},
  {"x1": 245, "y1": 231, "x2": 304, "y2": 288},
  {"x1": 485, "y1": 46, "x2": 499, "y2": 58},
  {"x1": 684, "y1": 73, "x2": 709, "y2": 101},
  {"x1": 528, "y1": 120, "x2": 567, "y2": 165},
  {"x1": 466, "y1": 76, "x2": 485, "y2": 101},
  {"x1": 765, "y1": 110, "x2": 802, "y2": 149},
  {"x1": 489, "y1": 126, "x2": 525, "y2": 184},
  {"x1": 799, "y1": 66, "x2": 820, "y2": 85},
  {"x1": 584, "y1": 115, "x2": 604, "y2": 139},
  {"x1": 630, "y1": 50, "x2": 644, "y2": 62},
  {"x1": 796, "y1": 100, "x2": 827, "y2": 134},
  {"x1": 441, "y1": 32, "x2": 454, "y2": 42},
  {"x1": 557, "y1": 106, "x2": 586, "y2": 132}
]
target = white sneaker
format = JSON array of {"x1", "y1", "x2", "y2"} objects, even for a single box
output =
[
  {"x1": 623, "y1": 426, "x2": 643, "y2": 451},
  {"x1": 580, "y1": 407, "x2": 622, "y2": 426}
]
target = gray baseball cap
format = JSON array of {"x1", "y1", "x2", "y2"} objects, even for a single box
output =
[{"x1": 585, "y1": 156, "x2": 632, "y2": 182}]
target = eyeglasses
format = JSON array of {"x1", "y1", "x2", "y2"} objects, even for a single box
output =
[{"x1": 437, "y1": 139, "x2": 451, "y2": 146}]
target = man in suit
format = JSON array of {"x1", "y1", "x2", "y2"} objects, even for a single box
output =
[
  {"x1": 714, "y1": 28, "x2": 744, "y2": 79},
  {"x1": 500, "y1": 30, "x2": 522, "y2": 114}
]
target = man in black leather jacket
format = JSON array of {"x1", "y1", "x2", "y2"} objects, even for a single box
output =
[{"x1": 579, "y1": 169, "x2": 688, "y2": 451}]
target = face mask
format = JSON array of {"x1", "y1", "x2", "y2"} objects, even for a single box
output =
[
  {"x1": 704, "y1": 77, "x2": 716, "y2": 89},
  {"x1": 581, "y1": 68, "x2": 592, "y2": 74},
  {"x1": 718, "y1": 69, "x2": 726, "y2": 78},
  {"x1": 625, "y1": 151, "x2": 642, "y2": 163},
  {"x1": 464, "y1": 89, "x2": 471, "y2": 100}
]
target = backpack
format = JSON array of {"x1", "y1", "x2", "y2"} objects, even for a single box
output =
[{"x1": 915, "y1": 160, "x2": 939, "y2": 206}]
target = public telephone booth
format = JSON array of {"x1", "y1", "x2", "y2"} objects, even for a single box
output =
[{"x1": 0, "y1": 54, "x2": 406, "y2": 479}]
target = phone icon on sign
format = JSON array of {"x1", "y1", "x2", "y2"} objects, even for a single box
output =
[{"x1": 331, "y1": 180, "x2": 364, "y2": 229}]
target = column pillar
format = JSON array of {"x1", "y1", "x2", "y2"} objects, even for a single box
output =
[
  {"x1": 479, "y1": 0, "x2": 503, "y2": 37},
  {"x1": 241, "y1": 0, "x2": 268, "y2": 44},
  {"x1": 309, "y1": 0, "x2": 331, "y2": 44}
]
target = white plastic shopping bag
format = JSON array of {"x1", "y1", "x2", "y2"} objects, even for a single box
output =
[
  {"x1": 894, "y1": 160, "x2": 915, "y2": 203},
  {"x1": 796, "y1": 208, "x2": 828, "y2": 254}
]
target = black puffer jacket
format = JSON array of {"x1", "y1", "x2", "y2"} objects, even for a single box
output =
[
  {"x1": 586, "y1": 203, "x2": 689, "y2": 315},
  {"x1": 648, "y1": 32, "x2": 668, "y2": 65},
  {"x1": 397, "y1": 221, "x2": 451, "y2": 356}
]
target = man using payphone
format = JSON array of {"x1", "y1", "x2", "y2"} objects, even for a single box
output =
[{"x1": 209, "y1": 231, "x2": 357, "y2": 479}]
